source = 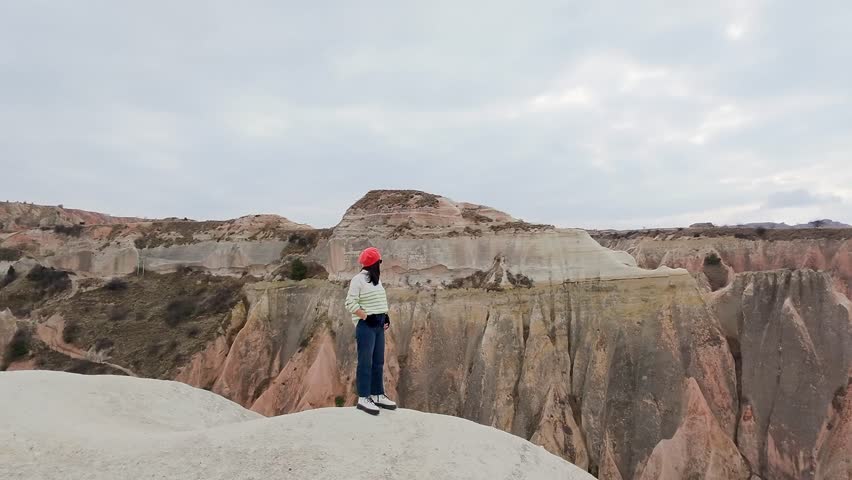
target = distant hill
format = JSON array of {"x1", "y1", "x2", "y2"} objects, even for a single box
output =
[
  {"x1": 0, "y1": 201, "x2": 147, "y2": 232},
  {"x1": 735, "y1": 219, "x2": 851, "y2": 229},
  {"x1": 689, "y1": 219, "x2": 851, "y2": 229}
]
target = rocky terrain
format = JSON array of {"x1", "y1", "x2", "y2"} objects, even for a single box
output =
[
  {"x1": 0, "y1": 201, "x2": 148, "y2": 231},
  {"x1": 0, "y1": 370, "x2": 594, "y2": 480},
  {"x1": 1, "y1": 191, "x2": 850, "y2": 480},
  {"x1": 591, "y1": 228, "x2": 852, "y2": 300}
]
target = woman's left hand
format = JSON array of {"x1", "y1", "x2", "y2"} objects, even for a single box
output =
[{"x1": 384, "y1": 314, "x2": 391, "y2": 330}]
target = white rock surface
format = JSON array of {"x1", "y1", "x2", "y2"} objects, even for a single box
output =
[
  {"x1": 0, "y1": 371, "x2": 595, "y2": 480},
  {"x1": 322, "y1": 190, "x2": 688, "y2": 286}
]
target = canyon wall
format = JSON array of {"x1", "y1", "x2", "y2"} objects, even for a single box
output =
[{"x1": 3, "y1": 192, "x2": 851, "y2": 479}]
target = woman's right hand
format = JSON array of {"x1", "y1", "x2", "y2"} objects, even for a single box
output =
[{"x1": 356, "y1": 309, "x2": 368, "y2": 320}]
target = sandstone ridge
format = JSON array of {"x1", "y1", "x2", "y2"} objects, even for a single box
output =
[
  {"x1": 324, "y1": 190, "x2": 687, "y2": 286},
  {"x1": 2, "y1": 191, "x2": 687, "y2": 287}
]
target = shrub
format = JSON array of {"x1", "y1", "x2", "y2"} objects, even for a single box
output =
[
  {"x1": 93, "y1": 338, "x2": 114, "y2": 351},
  {"x1": 63, "y1": 320, "x2": 81, "y2": 344},
  {"x1": 104, "y1": 278, "x2": 128, "y2": 291},
  {"x1": 335, "y1": 396, "x2": 345, "y2": 408},
  {"x1": 0, "y1": 266, "x2": 16, "y2": 288},
  {"x1": 704, "y1": 252, "x2": 722, "y2": 266},
  {"x1": 165, "y1": 298, "x2": 196, "y2": 327},
  {"x1": 756, "y1": 226, "x2": 767, "y2": 237},
  {"x1": 186, "y1": 326, "x2": 200, "y2": 338},
  {"x1": 289, "y1": 258, "x2": 308, "y2": 281},
  {"x1": 108, "y1": 305, "x2": 130, "y2": 321},
  {"x1": 53, "y1": 224, "x2": 83, "y2": 237},
  {"x1": 199, "y1": 285, "x2": 233, "y2": 313},
  {"x1": 26, "y1": 265, "x2": 71, "y2": 293},
  {"x1": 0, "y1": 247, "x2": 21, "y2": 261},
  {"x1": 734, "y1": 233, "x2": 747, "y2": 239},
  {"x1": 176, "y1": 265, "x2": 196, "y2": 276},
  {"x1": 8, "y1": 329, "x2": 31, "y2": 360}
]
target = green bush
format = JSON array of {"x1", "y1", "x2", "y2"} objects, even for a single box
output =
[
  {"x1": 289, "y1": 258, "x2": 308, "y2": 281},
  {"x1": 704, "y1": 252, "x2": 722, "y2": 266},
  {"x1": 104, "y1": 278, "x2": 128, "y2": 291},
  {"x1": 26, "y1": 265, "x2": 71, "y2": 293},
  {"x1": 0, "y1": 247, "x2": 21, "y2": 261},
  {"x1": 63, "y1": 320, "x2": 81, "y2": 344},
  {"x1": 165, "y1": 298, "x2": 196, "y2": 327},
  {"x1": 53, "y1": 224, "x2": 83, "y2": 237},
  {"x1": 335, "y1": 396, "x2": 345, "y2": 408},
  {"x1": 8, "y1": 329, "x2": 31, "y2": 360},
  {"x1": 756, "y1": 226, "x2": 767, "y2": 237}
]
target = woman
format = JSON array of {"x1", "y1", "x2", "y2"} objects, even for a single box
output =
[{"x1": 344, "y1": 247, "x2": 397, "y2": 415}]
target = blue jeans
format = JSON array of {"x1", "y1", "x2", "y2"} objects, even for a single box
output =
[{"x1": 356, "y1": 315, "x2": 386, "y2": 397}]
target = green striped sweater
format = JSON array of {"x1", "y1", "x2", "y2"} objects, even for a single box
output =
[{"x1": 344, "y1": 271, "x2": 389, "y2": 325}]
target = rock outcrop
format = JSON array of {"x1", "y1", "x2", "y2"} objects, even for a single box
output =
[
  {"x1": 709, "y1": 270, "x2": 852, "y2": 479},
  {"x1": 592, "y1": 228, "x2": 852, "y2": 300},
  {"x1": 322, "y1": 190, "x2": 684, "y2": 287},
  {"x1": 4, "y1": 191, "x2": 852, "y2": 479},
  {"x1": 0, "y1": 201, "x2": 147, "y2": 231},
  {"x1": 0, "y1": 370, "x2": 595, "y2": 480},
  {"x1": 1, "y1": 214, "x2": 315, "y2": 278},
  {"x1": 172, "y1": 272, "x2": 736, "y2": 479},
  {"x1": 636, "y1": 379, "x2": 750, "y2": 480}
]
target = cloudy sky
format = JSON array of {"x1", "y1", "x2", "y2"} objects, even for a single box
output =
[{"x1": 2, "y1": 1, "x2": 850, "y2": 228}]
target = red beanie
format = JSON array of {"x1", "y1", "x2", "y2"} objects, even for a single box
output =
[{"x1": 358, "y1": 247, "x2": 382, "y2": 267}]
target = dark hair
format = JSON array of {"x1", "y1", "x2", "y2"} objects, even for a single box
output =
[{"x1": 364, "y1": 260, "x2": 382, "y2": 286}]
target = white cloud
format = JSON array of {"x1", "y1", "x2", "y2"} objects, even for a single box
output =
[
  {"x1": 529, "y1": 87, "x2": 594, "y2": 110},
  {"x1": 726, "y1": 23, "x2": 747, "y2": 39},
  {"x1": 0, "y1": 1, "x2": 850, "y2": 228}
]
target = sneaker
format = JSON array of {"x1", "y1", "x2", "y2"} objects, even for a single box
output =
[
  {"x1": 356, "y1": 396, "x2": 380, "y2": 415},
  {"x1": 371, "y1": 394, "x2": 397, "y2": 410}
]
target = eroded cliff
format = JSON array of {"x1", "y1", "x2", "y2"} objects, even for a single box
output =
[{"x1": 3, "y1": 191, "x2": 851, "y2": 480}]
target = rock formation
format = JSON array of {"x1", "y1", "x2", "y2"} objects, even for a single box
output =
[
  {"x1": 592, "y1": 228, "x2": 852, "y2": 299},
  {"x1": 0, "y1": 201, "x2": 148, "y2": 231},
  {"x1": 709, "y1": 270, "x2": 852, "y2": 479},
  {"x1": 0, "y1": 370, "x2": 594, "y2": 480},
  {"x1": 3, "y1": 190, "x2": 852, "y2": 479}
]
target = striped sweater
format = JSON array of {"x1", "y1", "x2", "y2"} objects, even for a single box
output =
[{"x1": 344, "y1": 271, "x2": 389, "y2": 325}]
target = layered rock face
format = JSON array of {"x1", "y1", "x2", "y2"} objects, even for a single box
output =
[
  {"x1": 709, "y1": 270, "x2": 852, "y2": 479},
  {"x1": 321, "y1": 190, "x2": 682, "y2": 287},
  {"x1": 173, "y1": 274, "x2": 741, "y2": 478},
  {"x1": 3, "y1": 191, "x2": 852, "y2": 479},
  {"x1": 1, "y1": 214, "x2": 314, "y2": 278},
  {"x1": 592, "y1": 229, "x2": 852, "y2": 300},
  {"x1": 595, "y1": 228, "x2": 852, "y2": 479}
]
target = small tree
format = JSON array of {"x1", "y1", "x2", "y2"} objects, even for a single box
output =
[
  {"x1": 104, "y1": 278, "x2": 128, "y2": 291},
  {"x1": 289, "y1": 258, "x2": 308, "y2": 281},
  {"x1": 704, "y1": 252, "x2": 722, "y2": 266},
  {"x1": 8, "y1": 329, "x2": 31, "y2": 360},
  {"x1": 0, "y1": 247, "x2": 21, "y2": 261},
  {"x1": 165, "y1": 298, "x2": 196, "y2": 327}
]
